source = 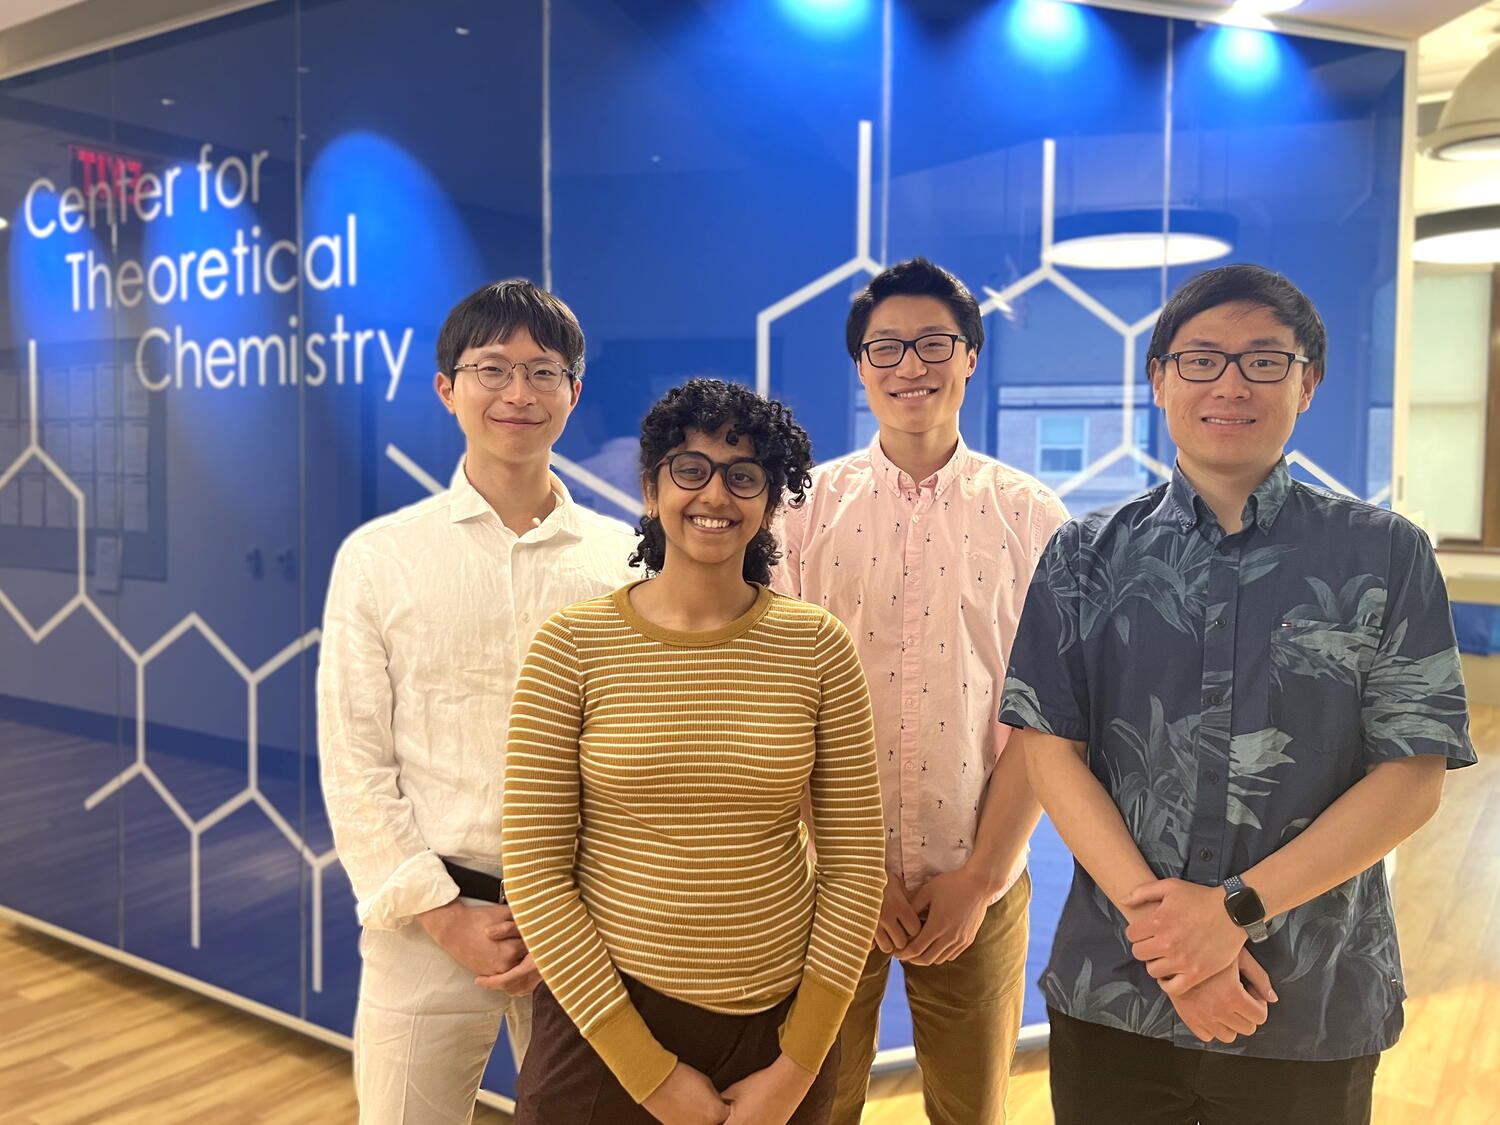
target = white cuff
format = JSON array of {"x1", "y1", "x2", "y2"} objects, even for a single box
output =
[{"x1": 354, "y1": 850, "x2": 461, "y2": 930}]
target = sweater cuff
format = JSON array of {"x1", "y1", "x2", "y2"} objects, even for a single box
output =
[
  {"x1": 777, "y1": 970, "x2": 852, "y2": 1076},
  {"x1": 587, "y1": 999, "x2": 679, "y2": 1103}
]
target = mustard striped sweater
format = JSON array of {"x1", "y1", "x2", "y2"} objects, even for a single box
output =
[{"x1": 502, "y1": 582, "x2": 886, "y2": 1103}]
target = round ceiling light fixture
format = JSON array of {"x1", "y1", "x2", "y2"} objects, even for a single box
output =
[
  {"x1": 1421, "y1": 47, "x2": 1500, "y2": 161},
  {"x1": 1047, "y1": 209, "x2": 1235, "y2": 270},
  {"x1": 1413, "y1": 206, "x2": 1500, "y2": 264}
]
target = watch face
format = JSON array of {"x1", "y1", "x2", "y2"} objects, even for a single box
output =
[{"x1": 1225, "y1": 886, "x2": 1266, "y2": 927}]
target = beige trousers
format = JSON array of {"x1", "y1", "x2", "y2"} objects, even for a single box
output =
[
  {"x1": 353, "y1": 903, "x2": 532, "y2": 1125},
  {"x1": 829, "y1": 869, "x2": 1032, "y2": 1125}
]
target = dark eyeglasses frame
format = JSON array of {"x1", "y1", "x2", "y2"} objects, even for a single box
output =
[
  {"x1": 859, "y1": 333, "x2": 969, "y2": 369},
  {"x1": 1156, "y1": 349, "x2": 1312, "y2": 384},
  {"x1": 452, "y1": 359, "x2": 578, "y2": 392},
  {"x1": 655, "y1": 451, "x2": 770, "y2": 499}
]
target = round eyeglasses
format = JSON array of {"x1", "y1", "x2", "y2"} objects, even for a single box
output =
[
  {"x1": 656, "y1": 452, "x2": 769, "y2": 499},
  {"x1": 452, "y1": 359, "x2": 575, "y2": 393},
  {"x1": 1157, "y1": 350, "x2": 1310, "y2": 384},
  {"x1": 860, "y1": 333, "x2": 968, "y2": 368}
]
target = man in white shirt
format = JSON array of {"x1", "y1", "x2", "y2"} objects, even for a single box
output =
[{"x1": 318, "y1": 280, "x2": 637, "y2": 1125}]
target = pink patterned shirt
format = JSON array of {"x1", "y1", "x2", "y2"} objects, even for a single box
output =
[{"x1": 773, "y1": 437, "x2": 1067, "y2": 898}]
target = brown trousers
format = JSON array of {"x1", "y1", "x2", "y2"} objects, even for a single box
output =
[
  {"x1": 513, "y1": 974, "x2": 841, "y2": 1124},
  {"x1": 829, "y1": 869, "x2": 1032, "y2": 1125}
]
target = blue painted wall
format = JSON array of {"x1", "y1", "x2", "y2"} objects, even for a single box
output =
[{"x1": 0, "y1": 0, "x2": 1404, "y2": 1102}]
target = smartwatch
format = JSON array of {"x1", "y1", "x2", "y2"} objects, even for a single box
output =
[{"x1": 1221, "y1": 875, "x2": 1269, "y2": 943}]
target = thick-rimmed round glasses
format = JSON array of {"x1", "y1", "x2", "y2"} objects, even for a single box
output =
[
  {"x1": 656, "y1": 452, "x2": 769, "y2": 499},
  {"x1": 1156, "y1": 349, "x2": 1310, "y2": 384},
  {"x1": 452, "y1": 359, "x2": 575, "y2": 392},
  {"x1": 860, "y1": 333, "x2": 968, "y2": 368}
]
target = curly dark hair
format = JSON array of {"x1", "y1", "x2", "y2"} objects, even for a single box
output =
[{"x1": 629, "y1": 378, "x2": 813, "y2": 586}]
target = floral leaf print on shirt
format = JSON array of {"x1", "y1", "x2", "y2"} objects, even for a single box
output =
[{"x1": 1000, "y1": 461, "x2": 1475, "y2": 1062}]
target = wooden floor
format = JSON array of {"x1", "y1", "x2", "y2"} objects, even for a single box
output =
[{"x1": 2, "y1": 707, "x2": 1496, "y2": 1124}]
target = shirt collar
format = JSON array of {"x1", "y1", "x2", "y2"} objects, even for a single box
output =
[
  {"x1": 448, "y1": 455, "x2": 582, "y2": 539},
  {"x1": 868, "y1": 434, "x2": 971, "y2": 497},
  {"x1": 1248, "y1": 458, "x2": 1293, "y2": 531},
  {"x1": 1164, "y1": 458, "x2": 1293, "y2": 536}
]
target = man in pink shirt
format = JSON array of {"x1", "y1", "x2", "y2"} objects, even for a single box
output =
[{"x1": 774, "y1": 258, "x2": 1068, "y2": 1125}]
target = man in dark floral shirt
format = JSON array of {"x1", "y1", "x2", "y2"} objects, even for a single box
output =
[{"x1": 1000, "y1": 264, "x2": 1475, "y2": 1125}]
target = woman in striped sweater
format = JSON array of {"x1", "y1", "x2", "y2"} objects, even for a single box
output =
[{"x1": 502, "y1": 378, "x2": 886, "y2": 1125}]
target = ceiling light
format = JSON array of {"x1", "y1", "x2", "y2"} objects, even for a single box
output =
[
  {"x1": 774, "y1": 0, "x2": 872, "y2": 35},
  {"x1": 1413, "y1": 206, "x2": 1500, "y2": 264},
  {"x1": 1007, "y1": 0, "x2": 1088, "y2": 66},
  {"x1": 0, "y1": 217, "x2": 9, "y2": 231},
  {"x1": 1047, "y1": 209, "x2": 1235, "y2": 270},
  {"x1": 1422, "y1": 47, "x2": 1500, "y2": 161}
]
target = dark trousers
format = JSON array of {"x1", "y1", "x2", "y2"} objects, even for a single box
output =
[
  {"x1": 514, "y1": 976, "x2": 841, "y2": 1124},
  {"x1": 1048, "y1": 1008, "x2": 1378, "y2": 1125}
]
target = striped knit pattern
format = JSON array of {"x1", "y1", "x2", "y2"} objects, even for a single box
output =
[{"x1": 502, "y1": 583, "x2": 886, "y2": 1103}]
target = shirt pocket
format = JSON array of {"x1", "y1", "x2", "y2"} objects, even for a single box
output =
[{"x1": 1267, "y1": 619, "x2": 1380, "y2": 753}]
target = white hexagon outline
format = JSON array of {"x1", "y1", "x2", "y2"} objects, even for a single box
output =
[
  {"x1": 0, "y1": 342, "x2": 339, "y2": 993},
  {"x1": 0, "y1": 342, "x2": 88, "y2": 638},
  {"x1": 80, "y1": 619, "x2": 330, "y2": 971},
  {"x1": 754, "y1": 119, "x2": 881, "y2": 398},
  {"x1": 740, "y1": 125, "x2": 1384, "y2": 507}
]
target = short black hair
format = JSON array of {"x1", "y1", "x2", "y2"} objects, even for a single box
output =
[
  {"x1": 1146, "y1": 263, "x2": 1327, "y2": 384},
  {"x1": 845, "y1": 257, "x2": 984, "y2": 362},
  {"x1": 436, "y1": 279, "x2": 586, "y2": 379},
  {"x1": 630, "y1": 378, "x2": 813, "y2": 586}
]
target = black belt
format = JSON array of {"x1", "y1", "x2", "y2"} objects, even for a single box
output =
[{"x1": 442, "y1": 858, "x2": 506, "y2": 904}]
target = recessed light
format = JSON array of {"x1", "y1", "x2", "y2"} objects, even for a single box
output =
[
  {"x1": 455, "y1": 26, "x2": 470, "y2": 36},
  {"x1": 160, "y1": 97, "x2": 176, "y2": 106}
]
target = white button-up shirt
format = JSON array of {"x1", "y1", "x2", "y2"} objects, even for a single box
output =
[{"x1": 317, "y1": 464, "x2": 638, "y2": 929}]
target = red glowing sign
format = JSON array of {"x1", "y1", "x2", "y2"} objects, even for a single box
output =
[{"x1": 69, "y1": 145, "x2": 148, "y2": 208}]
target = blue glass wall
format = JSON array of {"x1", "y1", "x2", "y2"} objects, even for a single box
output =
[{"x1": 0, "y1": 0, "x2": 1404, "y2": 1103}]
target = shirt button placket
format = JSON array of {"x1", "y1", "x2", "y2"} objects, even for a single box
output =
[
  {"x1": 1190, "y1": 545, "x2": 1240, "y2": 885},
  {"x1": 898, "y1": 486, "x2": 928, "y2": 883}
]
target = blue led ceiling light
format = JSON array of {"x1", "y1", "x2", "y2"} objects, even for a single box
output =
[
  {"x1": 1207, "y1": 25, "x2": 1284, "y2": 93},
  {"x1": 1047, "y1": 209, "x2": 1235, "y2": 270},
  {"x1": 1006, "y1": 0, "x2": 1088, "y2": 68},
  {"x1": 774, "y1": 0, "x2": 872, "y2": 37}
]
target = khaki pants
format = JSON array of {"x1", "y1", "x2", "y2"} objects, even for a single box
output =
[
  {"x1": 353, "y1": 902, "x2": 533, "y2": 1125},
  {"x1": 830, "y1": 869, "x2": 1031, "y2": 1125}
]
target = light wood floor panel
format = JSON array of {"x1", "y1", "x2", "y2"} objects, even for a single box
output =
[{"x1": 1, "y1": 706, "x2": 1495, "y2": 1124}]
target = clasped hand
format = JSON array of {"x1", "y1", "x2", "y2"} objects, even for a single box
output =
[
  {"x1": 417, "y1": 901, "x2": 537, "y2": 995},
  {"x1": 1124, "y1": 877, "x2": 1246, "y2": 995},
  {"x1": 643, "y1": 1055, "x2": 816, "y2": 1125},
  {"x1": 1123, "y1": 878, "x2": 1278, "y2": 1043},
  {"x1": 874, "y1": 868, "x2": 990, "y2": 966}
]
